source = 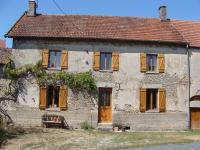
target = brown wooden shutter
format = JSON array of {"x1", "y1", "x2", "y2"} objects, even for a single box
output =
[
  {"x1": 140, "y1": 53, "x2": 146, "y2": 73},
  {"x1": 60, "y1": 49, "x2": 68, "y2": 70},
  {"x1": 93, "y1": 51, "x2": 100, "y2": 71},
  {"x1": 39, "y1": 86, "x2": 47, "y2": 109},
  {"x1": 140, "y1": 88, "x2": 146, "y2": 112},
  {"x1": 159, "y1": 88, "x2": 166, "y2": 112},
  {"x1": 42, "y1": 49, "x2": 49, "y2": 68},
  {"x1": 112, "y1": 52, "x2": 119, "y2": 71},
  {"x1": 158, "y1": 54, "x2": 165, "y2": 73},
  {"x1": 59, "y1": 85, "x2": 68, "y2": 111}
]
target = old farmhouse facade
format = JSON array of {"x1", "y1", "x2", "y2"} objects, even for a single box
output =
[{"x1": 3, "y1": 0, "x2": 200, "y2": 130}]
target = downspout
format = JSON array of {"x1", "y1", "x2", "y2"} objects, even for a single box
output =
[{"x1": 186, "y1": 43, "x2": 191, "y2": 129}]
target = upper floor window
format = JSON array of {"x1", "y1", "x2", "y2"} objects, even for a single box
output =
[
  {"x1": 100, "y1": 52, "x2": 112, "y2": 71},
  {"x1": 48, "y1": 50, "x2": 61, "y2": 69},
  {"x1": 42, "y1": 49, "x2": 68, "y2": 70},
  {"x1": 140, "y1": 53, "x2": 165, "y2": 73},
  {"x1": 146, "y1": 54, "x2": 157, "y2": 72}
]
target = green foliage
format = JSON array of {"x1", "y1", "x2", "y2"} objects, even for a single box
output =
[
  {"x1": 80, "y1": 121, "x2": 93, "y2": 130},
  {"x1": 3, "y1": 60, "x2": 97, "y2": 95}
]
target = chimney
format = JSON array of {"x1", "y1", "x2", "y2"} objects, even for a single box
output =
[
  {"x1": 159, "y1": 6, "x2": 167, "y2": 21},
  {"x1": 28, "y1": 0, "x2": 37, "y2": 17}
]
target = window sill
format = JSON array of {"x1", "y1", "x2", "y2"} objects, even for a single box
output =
[
  {"x1": 145, "y1": 110, "x2": 160, "y2": 113},
  {"x1": 146, "y1": 71, "x2": 159, "y2": 74},
  {"x1": 45, "y1": 108, "x2": 61, "y2": 112},
  {"x1": 47, "y1": 68, "x2": 61, "y2": 71},
  {"x1": 99, "y1": 70, "x2": 113, "y2": 73}
]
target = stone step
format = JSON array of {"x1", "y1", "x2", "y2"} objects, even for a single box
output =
[{"x1": 97, "y1": 123, "x2": 113, "y2": 131}]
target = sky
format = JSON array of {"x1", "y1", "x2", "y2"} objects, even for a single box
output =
[{"x1": 0, "y1": 0, "x2": 200, "y2": 48}]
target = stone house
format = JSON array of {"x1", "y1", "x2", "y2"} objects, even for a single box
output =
[{"x1": 3, "y1": 0, "x2": 200, "y2": 130}]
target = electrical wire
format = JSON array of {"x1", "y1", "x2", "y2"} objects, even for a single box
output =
[{"x1": 52, "y1": 0, "x2": 81, "y2": 31}]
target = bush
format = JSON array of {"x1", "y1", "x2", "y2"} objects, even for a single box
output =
[{"x1": 80, "y1": 121, "x2": 93, "y2": 130}]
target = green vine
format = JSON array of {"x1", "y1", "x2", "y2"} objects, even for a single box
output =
[{"x1": 3, "y1": 60, "x2": 97, "y2": 95}]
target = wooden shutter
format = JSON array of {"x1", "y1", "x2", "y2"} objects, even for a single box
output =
[
  {"x1": 93, "y1": 51, "x2": 100, "y2": 71},
  {"x1": 60, "y1": 49, "x2": 68, "y2": 70},
  {"x1": 42, "y1": 49, "x2": 49, "y2": 68},
  {"x1": 140, "y1": 88, "x2": 146, "y2": 112},
  {"x1": 140, "y1": 53, "x2": 146, "y2": 73},
  {"x1": 112, "y1": 52, "x2": 119, "y2": 71},
  {"x1": 59, "y1": 85, "x2": 68, "y2": 111},
  {"x1": 158, "y1": 54, "x2": 165, "y2": 73},
  {"x1": 39, "y1": 86, "x2": 47, "y2": 109},
  {"x1": 159, "y1": 88, "x2": 166, "y2": 112}
]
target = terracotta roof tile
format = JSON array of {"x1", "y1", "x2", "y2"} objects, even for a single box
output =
[{"x1": 6, "y1": 13, "x2": 200, "y2": 47}]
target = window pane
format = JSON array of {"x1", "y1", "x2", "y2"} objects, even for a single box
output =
[
  {"x1": 106, "y1": 53, "x2": 112, "y2": 70},
  {"x1": 152, "y1": 55, "x2": 157, "y2": 71},
  {"x1": 106, "y1": 93, "x2": 110, "y2": 106},
  {"x1": 55, "y1": 51, "x2": 61, "y2": 68},
  {"x1": 100, "y1": 53, "x2": 105, "y2": 70},
  {"x1": 49, "y1": 51, "x2": 55, "y2": 68}
]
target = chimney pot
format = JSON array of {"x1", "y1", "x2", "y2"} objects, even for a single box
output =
[
  {"x1": 28, "y1": 0, "x2": 36, "y2": 17},
  {"x1": 159, "y1": 6, "x2": 167, "y2": 21}
]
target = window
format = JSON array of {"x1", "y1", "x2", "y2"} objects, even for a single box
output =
[
  {"x1": 146, "y1": 89, "x2": 158, "y2": 111},
  {"x1": 146, "y1": 54, "x2": 157, "y2": 72},
  {"x1": 47, "y1": 86, "x2": 60, "y2": 108},
  {"x1": 39, "y1": 85, "x2": 68, "y2": 110},
  {"x1": 99, "y1": 88, "x2": 111, "y2": 107},
  {"x1": 100, "y1": 52, "x2": 112, "y2": 70},
  {"x1": 48, "y1": 50, "x2": 61, "y2": 69},
  {"x1": 140, "y1": 88, "x2": 166, "y2": 112}
]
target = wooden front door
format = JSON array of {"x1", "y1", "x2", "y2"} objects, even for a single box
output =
[
  {"x1": 98, "y1": 88, "x2": 112, "y2": 123},
  {"x1": 191, "y1": 108, "x2": 200, "y2": 129}
]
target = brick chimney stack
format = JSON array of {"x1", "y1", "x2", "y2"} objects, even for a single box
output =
[
  {"x1": 159, "y1": 6, "x2": 167, "y2": 21},
  {"x1": 27, "y1": 0, "x2": 37, "y2": 17}
]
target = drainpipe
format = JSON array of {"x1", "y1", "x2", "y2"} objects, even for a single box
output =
[{"x1": 186, "y1": 43, "x2": 191, "y2": 129}]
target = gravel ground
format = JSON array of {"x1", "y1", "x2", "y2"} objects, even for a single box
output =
[{"x1": 1, "y1": 128, "x2": 200, "y2": 150}]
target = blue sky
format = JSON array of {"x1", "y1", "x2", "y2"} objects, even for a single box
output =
[{"x1": 1, "y1": 0, "x2": 200, "y2": 48}]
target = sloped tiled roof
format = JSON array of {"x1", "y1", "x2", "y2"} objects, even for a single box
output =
[{"x1": 5, "y1": 12, "x2": 200, "y2": 47}]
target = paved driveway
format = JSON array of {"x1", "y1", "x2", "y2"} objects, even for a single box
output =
[{"x1": 129, "y1": 142, "x2": 200, "y2": 150}]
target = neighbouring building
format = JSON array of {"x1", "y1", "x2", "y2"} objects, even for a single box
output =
[{"x1": 3, "y1": 0, "x2": 200, "y2": 130}]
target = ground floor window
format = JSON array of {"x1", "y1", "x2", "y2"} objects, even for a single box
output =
[
  {"x1": 39, "y1": 85, "x2": 68, "y2": 110},
  {"x1": 47, "y1": 86, "x2": 60, "y2": 108},
  {"x1": 140, "y1": 88, "x2": 166, "y2": 112},
  {"x1": 146, "y1": 89, "x2": 158, "y2": 111}
]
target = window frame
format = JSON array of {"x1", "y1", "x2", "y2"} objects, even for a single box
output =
[
  {"x1": 146, "y1": 54, "x2": 158, "y2": 73},
  {"x1": 146, "y1": 88, "x2": 158, "y2": 112},
  {"x1": 99, "y1": 88, "x2": 112, "y2": 108},
  {"x1": 48, "y1": 50, "x2": 62, "y2": 70},
  {"x1": 100, "y1": 52, "x2": 112, "y2": 71}
]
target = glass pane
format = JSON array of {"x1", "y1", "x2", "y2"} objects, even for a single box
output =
[
  {"x1": 146, "y1": 55, "x2": 151, "y2": 71},
  {"x1": 100, "y1": 53, "x2": 105, "y2": 70},
  {"x1": 152, "y1": 55, "x2": 157, "y2": 71},
  {"x1": 106, "y1": 53, "x2": 112, "y2": 70},
  {"x1": 106, "y1": 93, "x2": 110, "y2": 106},
  {"x1": 55, "y1": 51, "x2": 61, "y2": 68},
  {"x1": 100, "y1": 92, "x2": 110, "y2": 106},
  {"x1": 48, "y1": 51, "x2": 55, "y2": 68}
]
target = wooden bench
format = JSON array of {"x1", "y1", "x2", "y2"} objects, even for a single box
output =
[{"x1": 41, "y1": 114, "x2": 70, "y2": 129}]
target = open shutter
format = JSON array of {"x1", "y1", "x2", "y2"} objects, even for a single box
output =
[
  {"x1": 140, "y1": 53, "x2": 146, "y2": 73},
  {"x1": 60, "y1": 49, "x2": 68, "y2": 70},
  {"x1": 140, "y1": 88, "x2": 146, "y2": 112},
  {"x1": 39, "y1": 86, "x2": 47, "y2": 109},
  {"x1": 42, "y1": 49, "x2": 49, "y2": 69},
  {"x1": 59, "y1": 85, "x2": 68, "y2": 111},
  {"x1": 93, "y1": 51, "x2": 100, "y2": 71},
  {"x1": 159, "y1": 88, "x2": 166, "y2": 112},
  {"x1": 112, "y1": 52, "x2": 119, "y2": 71},
  {"x1": 158, "y1": 54, "x2": 165, "y2": 73}
]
